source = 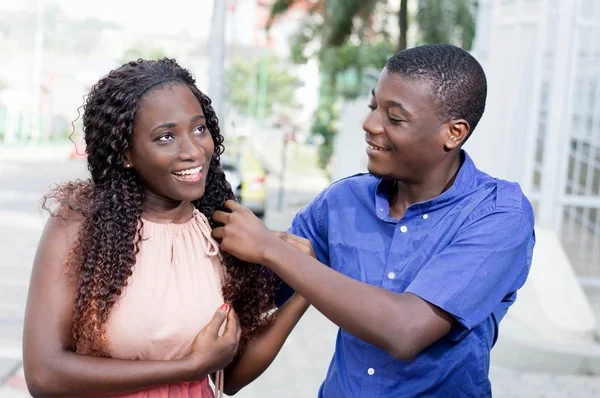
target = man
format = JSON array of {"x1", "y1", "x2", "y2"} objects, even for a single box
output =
[{"x1": 213, "y1": 44, "x2": 535, "y2": 397}]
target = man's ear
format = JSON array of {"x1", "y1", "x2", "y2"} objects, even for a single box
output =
[{"x1": 443, "y1": 119, "x2": 470, "y2": 151}]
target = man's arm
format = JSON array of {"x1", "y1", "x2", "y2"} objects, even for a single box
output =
[
  {"x1": 213, "y1": 202, "x2": 452, "y2": 360},
  {"x1": 260, "y1": 238, "x2": 454, "y2": 360},
  {"x1": 213, "y1": 201, "x2": 534, "y2": 360}
]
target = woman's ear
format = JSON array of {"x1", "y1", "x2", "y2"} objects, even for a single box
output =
[{"x1": 123, "y1": 152, "x2": 133, "y2": 169}]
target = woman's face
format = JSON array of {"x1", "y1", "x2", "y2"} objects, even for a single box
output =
[{"x1": 125, "y1": 83, "x2": 215, "y2": 206}]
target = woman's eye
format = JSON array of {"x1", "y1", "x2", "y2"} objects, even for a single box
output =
[
  {"x1": 194, "y1": 125, "x2": 206, "y2": 134},
  {"x1": 368, "y1": 104, "x2": 376, "y2": 111},
  {"x1": 157, "y1": 133, "x2": 174, "y2": 141}
]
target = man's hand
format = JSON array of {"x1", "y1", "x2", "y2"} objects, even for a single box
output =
[
  {"x1": 212, "y1": 200, "x2": 278, "y2": 264},
  {"x1": 274, "y1": 232, "x2": 315, "y2": 258}
]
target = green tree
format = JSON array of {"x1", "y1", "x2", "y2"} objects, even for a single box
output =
[
  {"x1": 417, "y1": 0, "x2": 477, "y2": 49},
  {"x1": 270, "y1": 0, "x2": 477, "y2": 52},
  {"x1": 226, "y1": 55, "x2": 303, "y2": 122},
  {"x1": 119, "y1": 44, "x2": 167, "y2": 64},
  {"x1": 268, "y1": 0, "x2": 478, "y2": 169}
]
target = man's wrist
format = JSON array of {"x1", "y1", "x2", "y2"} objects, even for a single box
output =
[{"x1": 260, "y1": 234, "x2": 286, "y2": 270}]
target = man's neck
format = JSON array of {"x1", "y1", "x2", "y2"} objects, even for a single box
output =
[{"x1": 389, "y1": 154, "x2": 463, "y2": 219}]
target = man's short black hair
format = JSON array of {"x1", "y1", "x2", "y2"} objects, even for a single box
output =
[{"x1": 385, "y1": 44, "x2": 487, "y2": 136}]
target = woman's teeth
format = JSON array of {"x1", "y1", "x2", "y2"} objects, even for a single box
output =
[{"x1": 172, "y1": 166, "x2": 202, "y2": 176}]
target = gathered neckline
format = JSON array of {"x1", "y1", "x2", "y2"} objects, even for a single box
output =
[{"x1": 141, "y1": 208, "x2": 201, "y2": 226}]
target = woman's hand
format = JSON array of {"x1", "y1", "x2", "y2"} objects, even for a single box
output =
[
  {"x1": 186, "y1": 304, "x2": 241, "y2": 378},
  {"x1": 274, "y1": 231, "x2": 316, "y2": 258}
]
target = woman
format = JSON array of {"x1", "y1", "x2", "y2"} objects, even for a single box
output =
[{"x1": 23, "y1": 58, "x2": 310, "y2": 397}]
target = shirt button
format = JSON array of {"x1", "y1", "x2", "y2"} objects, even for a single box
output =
[
  {"x1": 400, "y1": 225, "x2": 408, "y2": 233},
  {"x1": 388, "y1": 272, "x2": 396, "y2": 279},
  {"x1": 367, "y1": 367, "x2": 375, "y2": 376},
  {"x1": 422, "y1": 214, "x2": 429, "y2": 219}
]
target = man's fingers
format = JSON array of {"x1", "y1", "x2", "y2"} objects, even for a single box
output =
[
  {"x1": 275, "y1": 231, "x2": 315, "y2": 256},
  {"x1": 275, "y1": 231, "x2": 298, "y2": 246},
  {"x1": 212, "y1": 227, "x2": 224, "y2": 240},
  {"x1": 276, "y1": 231, "x2": 305, "y2": 245},
  {"x1": 212, "y1": 210, "x2": 230, "y2": 224},
  {"x1": 224, "y1": 200, "x2": 242, "y2": 211}
]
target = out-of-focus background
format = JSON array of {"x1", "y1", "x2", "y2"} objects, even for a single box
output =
[{"x1": 1, "y1": 0, "x2": 599, "y2": 396}]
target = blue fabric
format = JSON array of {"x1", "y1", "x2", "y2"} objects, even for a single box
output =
[{"x1": 278, "y1": 151, "x2": 535, "y2": 397}]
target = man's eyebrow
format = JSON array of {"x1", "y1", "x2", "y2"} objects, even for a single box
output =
[{"x1": 372, "y1": 89, "x2": 412, "y2": 117}]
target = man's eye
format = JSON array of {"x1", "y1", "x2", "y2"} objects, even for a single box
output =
[{"x1": 368, "y1": 104, "x2": 377, "y2": 111}]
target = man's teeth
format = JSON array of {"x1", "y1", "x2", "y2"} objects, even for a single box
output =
[
  {"x1": 369, "y1": 145, "x2": 388, "y2": 151},
  {"x1": 172, "y1": 166, "x2": 202, "y2": 176}
]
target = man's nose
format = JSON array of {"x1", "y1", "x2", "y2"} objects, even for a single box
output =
[{"x1": 363, "y1": 111, "x2": 384, "y2": 136}]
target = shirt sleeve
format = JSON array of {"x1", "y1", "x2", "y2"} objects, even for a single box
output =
[
  {"x1": 405, "y1": 207, "x2": 535, "y2": 341},
  {"x1": 287, "y1": 189, "x2": 330, "y2": 266},
  {"x1": 274, "y1": 189, "x2": 330, "y2": 307}
]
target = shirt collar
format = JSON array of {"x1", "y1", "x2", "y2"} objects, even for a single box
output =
[{"x1": 375, "y1": 150, "x2": 477, "y2": 219}]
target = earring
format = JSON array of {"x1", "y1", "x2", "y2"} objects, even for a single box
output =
[{"x1": 125, "y1": 164, "x2": 132, "y2": 168}]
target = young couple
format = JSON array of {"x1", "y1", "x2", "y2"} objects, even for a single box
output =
[{"x1": 24, "y1": 44, "x2": 534, "y2": 398}]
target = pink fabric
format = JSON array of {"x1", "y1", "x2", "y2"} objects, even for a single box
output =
[{"x1": 105, "y1": 210, "x2": 224, "y2": 397}]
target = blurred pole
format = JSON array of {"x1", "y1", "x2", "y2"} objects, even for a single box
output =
[
  {"x1": 246, "y1": 62, "x2": 258, "y2": 116},
  {"x1": 277, "y1": 132, "x2": 289, "y2": 211},
  {"x1": 31, "y1": 0, "x2": 45, "y2": 143},
  {"x1": 398, "y1": 0, "x2": 408, "y2": 51},
  {"x1": 256, "y1": 56, "x2": 268, "y2": 125},
  {"x1": 209, "y1": 0, "x2": 227, "y2": 133}
]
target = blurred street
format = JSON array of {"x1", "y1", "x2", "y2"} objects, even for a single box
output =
[{"x1": 0, "y1": 142, "x2": 598, "y2": 397}]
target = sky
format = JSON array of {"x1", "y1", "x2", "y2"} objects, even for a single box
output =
[{"x1": 0, "y1": 0, "x2": 217, "y2": 39}]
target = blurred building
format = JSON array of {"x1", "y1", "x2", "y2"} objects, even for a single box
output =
[{"x1": 0, "y1": 0, "x2": 320, "y2": 144}]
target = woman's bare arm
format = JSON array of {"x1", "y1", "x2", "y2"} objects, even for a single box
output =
[{"x1": 23, "y1": 215, "x2": 239, "y2": 397}]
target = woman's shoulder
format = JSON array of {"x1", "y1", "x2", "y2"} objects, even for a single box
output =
[{"x1": 41, "y1": 179, "x2": 92, "y2": 237}]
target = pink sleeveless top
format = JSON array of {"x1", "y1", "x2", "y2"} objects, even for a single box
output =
[{"x1": 105, "y1": 209, "x2": 224, "y2": 397}]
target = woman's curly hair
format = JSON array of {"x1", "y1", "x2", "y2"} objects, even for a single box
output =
[{"x1": 43, "y1": 59, "x2": 276, "y2": 356}]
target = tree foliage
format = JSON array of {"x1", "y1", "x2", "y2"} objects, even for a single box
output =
[
  {"x1": 226, "y1": 54, "x2": 303, "y2": 120},
  {"x1": 269, "y1": 0, "x2": 478, "y2": 169}
]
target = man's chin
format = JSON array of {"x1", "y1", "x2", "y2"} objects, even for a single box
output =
[
  {"x1": 366, "y1": 164, "x2": 401, "y2": 182},
  {"x1": 367, "y1": 163, "x2": 389, "y2": 179}
]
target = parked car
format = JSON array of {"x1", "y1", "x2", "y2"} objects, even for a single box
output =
[
  {"x1": 221, "y1": 153, "x2": 267, "y2": 218},
  {"x1": 239, "y1": 171, "x2": 267, "y2": 218},
  {"x1": 221, "y1": 154, "x2": 242, "y2": 199}
]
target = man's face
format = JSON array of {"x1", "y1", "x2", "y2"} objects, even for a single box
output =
[{"x1": 363, "y1": 68, "x2": 450, "y2": 183}]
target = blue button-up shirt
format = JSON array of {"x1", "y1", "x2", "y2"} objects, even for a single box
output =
[{"x1": 279, "y1": 151, "x2": 535, "y2": 397}]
